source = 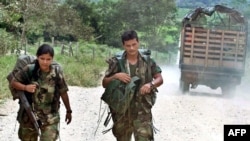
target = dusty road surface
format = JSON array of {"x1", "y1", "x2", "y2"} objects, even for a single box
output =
[{"x1": 1, "y1": 65, "x2": 250, "y2": 141}]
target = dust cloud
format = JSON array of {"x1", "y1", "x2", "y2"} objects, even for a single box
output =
[{"x1": 159, "y1": 64, "x2": 250, "y2": 100}]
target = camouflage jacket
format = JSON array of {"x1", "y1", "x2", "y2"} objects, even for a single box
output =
[
  {"x1": 13, "y1": 64, "x2": 68, "y2": 123},
  {"x1": 104, "y1": 51, "x2": 162, "y2": 109}
]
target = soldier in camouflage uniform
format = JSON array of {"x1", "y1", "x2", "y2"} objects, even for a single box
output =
[
  {"x1": 11, "y1": 44, "x2": 72, "y2": 141},
  {"x1": 102, "y1": 30, "x2": 163, "y2": 141}
]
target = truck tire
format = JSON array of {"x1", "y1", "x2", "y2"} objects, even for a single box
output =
[
  {"x1": 221, "y1": 85, "x2": 236, "y2": 98},
  {"x1": 180, "y1": 80, "x2": 190, "y2": 94}
]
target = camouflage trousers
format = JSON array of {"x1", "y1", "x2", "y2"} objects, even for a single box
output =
[
  {"x1": 18, "y1": 112, "x2": 59, "y2": 141},
  {"x1": 111, "y1": 106, "x2": 154, "y2": 141}
]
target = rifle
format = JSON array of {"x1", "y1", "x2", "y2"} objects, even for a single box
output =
[{"x1": 18, "y1": 91, "x2": 41, "y2": 136}]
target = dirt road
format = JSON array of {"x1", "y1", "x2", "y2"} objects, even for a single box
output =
[{"x1": 1, "y1": 65, "x2": 250, "y2": 141}]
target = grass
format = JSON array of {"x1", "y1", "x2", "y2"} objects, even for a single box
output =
[
  {"x1": 0, "y1": 55, "x2": 17, "y2": 99},
  {"x1": 4, "y1": 40, "x2": 250, "y2": 101},
  {"x1": 0, "y1": 42, "x2": 171, "y2": 100},
  {"x1": 0, "y1": 43, "x2": 109, "y2": 99}
]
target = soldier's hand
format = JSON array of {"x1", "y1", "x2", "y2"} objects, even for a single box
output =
[
  {"x1": 139, "y1": 83, "x2": 152, "y2": 95},
  {"x1": 115, "y1": 72, "x2": 131, "y2": 83},
  {"x1": 65, "y1": 113, "x2": 72, "y2": 124},
  {"x1": 25, "y1": 84, "x2": 37, "y2": 93}
]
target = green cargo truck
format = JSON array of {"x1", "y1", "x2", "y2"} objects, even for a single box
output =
[{"x1": 179, "y1": 5, "x2": 248, "y2": 95}]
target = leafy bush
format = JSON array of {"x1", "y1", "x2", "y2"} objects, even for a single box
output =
[{"x1": 0, "y1": 29, "x2": 18, "y2": 55}]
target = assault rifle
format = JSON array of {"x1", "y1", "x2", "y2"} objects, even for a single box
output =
[{"x1": 19, "y1": 91, "x2": 41, "y2": 136}]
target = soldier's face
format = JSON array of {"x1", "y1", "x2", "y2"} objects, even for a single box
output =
[
  {"x1": 37, "y1": 53, "x2": 53, "y2": 72},
  {"x1": 123, "y1": 38, "x2": 139, "y2": 56}
]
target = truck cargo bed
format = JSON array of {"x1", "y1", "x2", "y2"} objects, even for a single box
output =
[
  {"x1": 181, "y1": 27, "x2": 246, "y2": 70},
  {"x1": 178, "y1": 5, "x2": 248, "y2": 95}
]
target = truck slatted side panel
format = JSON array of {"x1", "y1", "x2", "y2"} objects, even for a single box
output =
[{"x1": 182, "y1": 27, "x2": 246, "y2": 69}]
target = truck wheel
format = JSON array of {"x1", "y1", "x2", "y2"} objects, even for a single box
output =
[
  {"x1": 180, "y1": 80, "x2": 189, "y2": 94},
  {"x1": 221, "y1": 85, "x2": 236, "y2": 98}
]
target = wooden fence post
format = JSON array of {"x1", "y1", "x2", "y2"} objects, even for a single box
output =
[
  {"x1": 51, "y1": 37, "x2": 54, "y2": 47},
  {"x1": 61, "y1": 44, "x2": 64, "y2": 55},
  {"x1": 75, "y1": 42, "x2": 79, "y2": 61},
  {"x1": 69, "y1": 42, "x2": 73, "y2": 56},
  {"x1": 92, "y1": 47, "x2": 95, "y2": 60}
]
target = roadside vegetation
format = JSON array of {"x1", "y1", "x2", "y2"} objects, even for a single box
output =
[
  {"x1": 0, "y1": 42, "x2": 169, "y2": 100},
  {"x1": 0, "y1": 42, "x2": 116, "y2": 99}
]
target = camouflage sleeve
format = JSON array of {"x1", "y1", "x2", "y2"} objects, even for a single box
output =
[
  {"x1": 56, "y1": 66, "x2": 69, "y2": 94},
  {"x1": 104, "y1": 57, "x2": 120, "y2": 77},
  {"x1": 12, "y1": 65, "x2": 31, "y2": 84},
  {"x1": 150, "y1": 58, "x2": 162, "y2": 76}
]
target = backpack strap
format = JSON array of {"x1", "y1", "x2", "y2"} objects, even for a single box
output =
[
  {"x1": 51, "y1": 65, "x2": 60, "y2": 113},
  {"x1": 145, "y1": 55, "x2": 152, "y2": 81},
  {"x1": 115, "y1": 53, "x2": 126, "y2": 73},
  {"x1": 139, "y1": 51, "x2": 152, "y2": 82},
  {"x1": 27, "y1": 64, "x2": 35, "y2": 81}
]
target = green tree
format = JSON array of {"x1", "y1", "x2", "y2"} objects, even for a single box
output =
[
  {"x1": 8, "y1": 0, "x2": 60, "y2": 46},
  {"x1": 0, "y1": 0, "x2": 21, "y2": 52},
  {"x1": 97, "y1": 0, "x2": 178, "y2": 51},
  {"x1": 44, "y1": 4, "x2": 94, "y2": 42},
  {"x1": 0, "y1": 0, "x2": 95, "y2": 45},
  {"x1": 64, "y1": 0, "x2": 98, "y2": 41},
  {"x1": 0, "y1": 0, "x2": 22, "y2": 33}
]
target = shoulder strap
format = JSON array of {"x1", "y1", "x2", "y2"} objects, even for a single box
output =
[
  {"x1": 140, "y1": 52, "x2": 152, "y2": 81},
  {"x1": 54, "y1": 65, "x2": 60, "y2": 81},
  {"x1": 145, "y1": 55, "x2": 152, "y2": 81},
  {"x1": 27, "y1": 64, "x2": 35, "y2": 82},
  {"x1": 118, "y1": 59, "x2": 126, "y2": 73},
  {"x1": 115, "y1": 54, "x2": 126, "y2": 73},
  {"x1": 51, "y1": 65, "x2": 60, "y2": 113}
]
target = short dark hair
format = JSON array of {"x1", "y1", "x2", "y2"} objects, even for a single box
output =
[
  {"x1": 121, "y1": 30, "x2": 139, "y2": 44},
  {"x1": 36, "y1": 44, "x2": 54, "y2": 58}
]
